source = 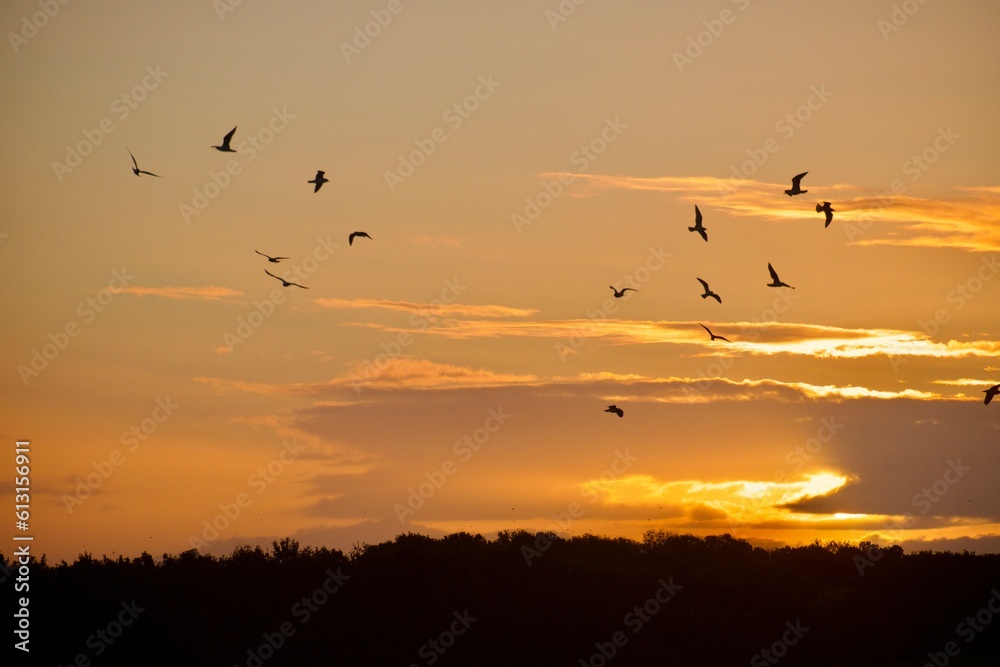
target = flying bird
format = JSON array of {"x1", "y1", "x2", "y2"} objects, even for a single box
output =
[
  {"x1": 610, "y1": 286, "x2": 638, "y2": 298},
  {"x1": 308, "y1": 170, "x2": 329, "y2": 193},
  {"x1": 689, "y1": 205, "x2": 708, "y2": 241},
  {"x1": 767, "y1": 263, "x2": 795, "y2": 288},
  {"x1": 700, "y1": 324, "x2": 730, "y2": 343},
  {"x1": 784, "y1": 172, "x2": 808, "y2": 196},
  {"x1": 264, "y1": 269, "x2": 308, "y2": 289},
  {"x1": 348, "y1": 231, "x2": 372, "y2": 246},
  {"x1": 604, "y1": 405, "x2": 624, "y2": 418},
  {"x1": 255, "y1": 250, "x2": 289, "y2": 264},
  {"x1": 817, "y1": 201, "x2": 835, "y2": 228},
  {"x1": 127, "y1": 148, "x2": 161, "y2": 177},
  {"x1": 984, "y1": 384, "x2": 1000, "y2": 405},
  {"x1": 212, "y1": 126, "x2": 237, "y2": 152},
  {"x1": 697, "y1": 278, "x2": 722, "y2": 303}
]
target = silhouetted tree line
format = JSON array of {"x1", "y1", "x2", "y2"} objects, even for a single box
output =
[{"x1": 5, "y1": 532, "x2": 999, "y2": 666}]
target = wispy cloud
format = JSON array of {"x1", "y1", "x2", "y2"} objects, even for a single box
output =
[
  {"x1": 110, "y1": 285, "x2": 243, "y2": 301},
  {"x1": 313, "y1": 298, "x2": 537, "y2": 319},
  {"x1": 343, "y1": 318, "x2": 1000, "y2": 361},
  {"x1": 540, "y1": 172, "x2": 1000, "y2": 252},
  {"x1": 196, "y1": 362, "x2": 948, "y2": 403}
]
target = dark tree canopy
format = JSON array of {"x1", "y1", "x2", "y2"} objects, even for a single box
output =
[{"x1": 5, "y1": 532, "x2": 999, "y2": 666}]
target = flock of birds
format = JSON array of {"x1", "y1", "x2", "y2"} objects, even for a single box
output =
[
  {"x1": 129, "y1": 127, "x2": 373, "y2": 290},
  {"x1": 125, "y1": 144, "x2": 996, "y2": 414},
  {"x1": 604, "y1": 172, "x2": 997, "y2": 417}
]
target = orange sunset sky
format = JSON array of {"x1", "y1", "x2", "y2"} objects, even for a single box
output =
[{"x1": 2, "y1": 0, "x2": 999, "y2": 563}]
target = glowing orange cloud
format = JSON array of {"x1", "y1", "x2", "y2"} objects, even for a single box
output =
[
  {"x1": 110, "y1": 285, "x2": 243, "y2": 301},
  {"x1": 313, "y1": 298, "x2": 537, "y2": 319}
]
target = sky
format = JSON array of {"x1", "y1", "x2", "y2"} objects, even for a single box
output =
[{"x1": 1, "y1": 0, "x2": 999, "y2": 563}]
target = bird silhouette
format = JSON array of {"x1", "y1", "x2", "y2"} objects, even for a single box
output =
[
  {"x1": 127, "y1": 148, "x2": 161, "y2": 177},
  {"x1": 604, "y1": 405, "x2": 624, "y2": 418},
  {"x1": 349, "y1": 231, "x2": 372, "y2": 246},
  {"x1": 689, "y1": 205, "x2": 708, "y2": 241},
  {"x1": 767, "y1": 263, "x2": 795, "y2": 288},
  {"x1": 700, "y1": 323, "x2": 730, "y2": 342},
  {"x1": 212, "y1": 126, "x2": 237, "y2": 152},
  {"x1": 785, "y1": 172, "x2": 808, "y2": 196},
  {"x1": 308, "y1": 170, "x2": 329, "y2": 193},
  {"x1": 255, "y1": 250, "x2": 289, "y2": 264},
  {"x1": 697, "y1": 278, "x2": 722, "y2": 303},
  {"x1": 817, "y1": 201, "x2": 835, "y2": 228},
  {"x1": 610, "y1": 286, "x2": 638, "y2": 298},
  {"x1": 984, "y1": 384, "x2": 1000, "y2": 405},
  {"x1": 264, "y1": 269, "x2": 308, "y2": 288}
]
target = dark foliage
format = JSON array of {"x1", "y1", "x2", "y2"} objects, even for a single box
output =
[{"x1": 5, "y1": 532, "x2": 999, "y2": 666}]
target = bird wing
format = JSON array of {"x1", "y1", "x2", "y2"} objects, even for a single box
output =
[
  {"x1": 289, "y1": 282, "x2": 309, "y2": 289},
  {"x1": 349, "y1": 233, "x2": 357, "y2": 245},
  {"x1": 264, "y1": 269, "x2": 280, "y2": 281},
  {"x1": 128, "y1": 148, "x2": 138, "y2": 169},
  {"x1": 138, "y1": 169, "x2": 161, "y2": 177},
  {"x1": 313, "y1": 181, "x2": 323, "y2": 193},
  {"x1": 316, "y1": 170, "x2": 325, "y2": 178},
  {"x1": 256, "y1": 250, "x2": 272, "y2": 260},
  {"x1": 700, "y1": 323, "x2": 712, "y2": 335},
  {"x1": 697, "y1": 278, "x2": 710, "y2": 292},
  {"x1": 824, "y1": 210, "x2": 833, "y2": 227},
  {"x1": 622, "y1": 287, "x2": 637, "y2": 293},
  {"x1": 694, "y1": 205, "x2": 702, "y2": 226},
  {"x1": 718, "y1": 335, "x2": 731, "y2": 342},
  {"x1": 768, "y1": 263, "x2": 779, "y2": 281},
  {"x1": 711, "y1": 293, "x2": 722, "y2": 303},
  {"x1": 986, "y1": 393, "x2": 994, "y2": 405},
  {"x1": 791, "y1": 172, "x2": 808, "y2": 187},
  {"x1": 221, "y1": 126, "x2": 237, "y2": 147},
  {"x1": 698, "y1": 229, "x2": 708, "y2": 241}
]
